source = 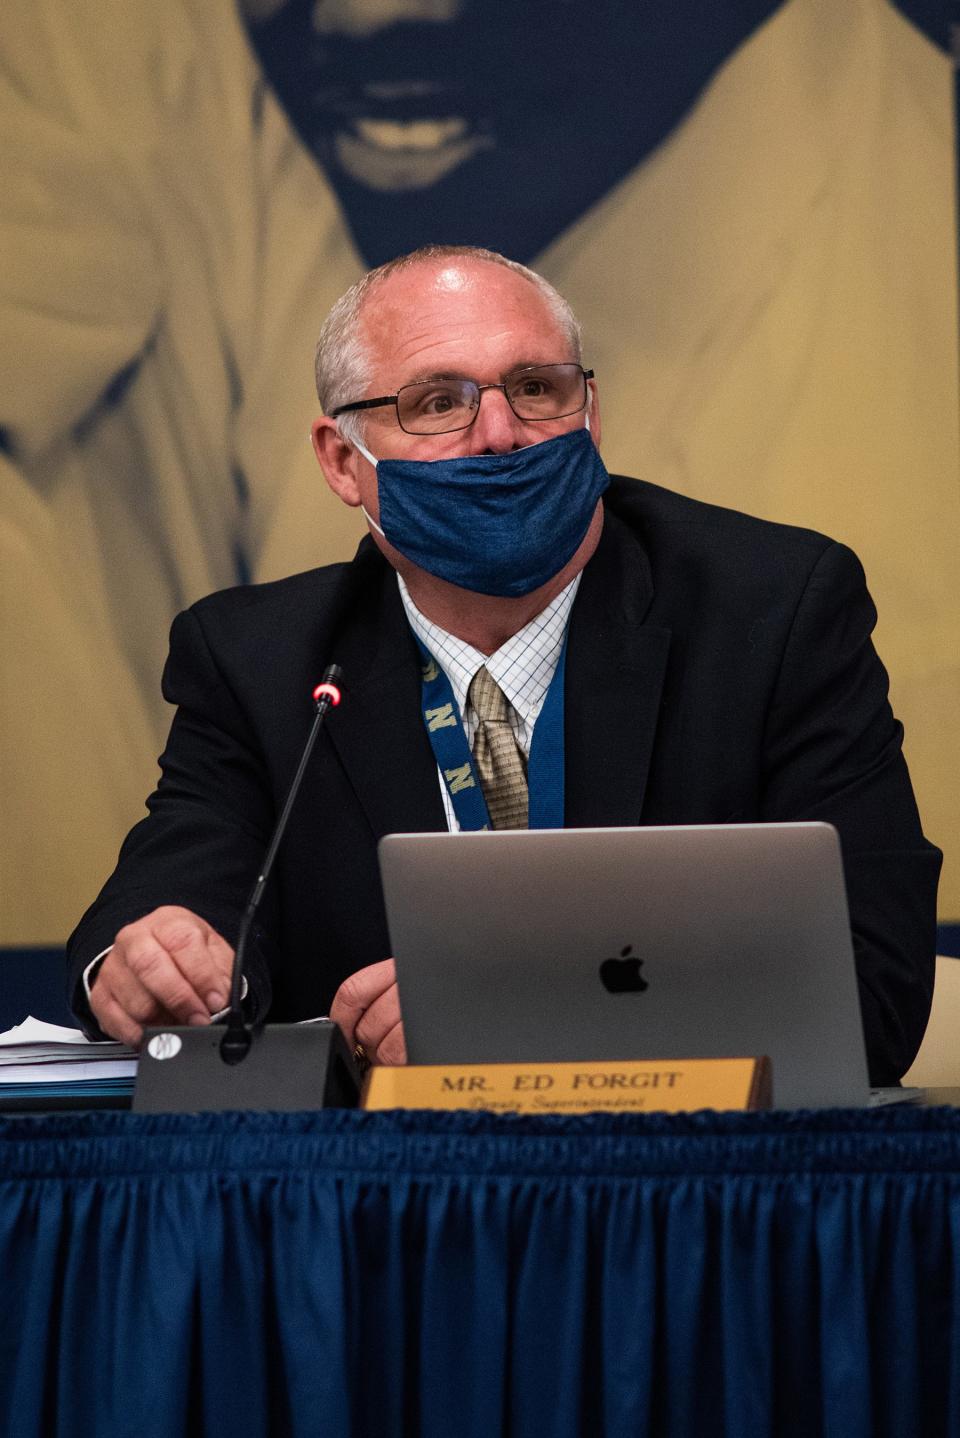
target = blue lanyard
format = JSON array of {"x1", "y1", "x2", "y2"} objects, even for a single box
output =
[{"x1": 412, "y1": 635, "x2": 567, "y2": 831}]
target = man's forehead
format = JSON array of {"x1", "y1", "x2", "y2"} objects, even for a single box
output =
[{"x1": 360, "y1": 259, "x2": 563, "y2": 356}]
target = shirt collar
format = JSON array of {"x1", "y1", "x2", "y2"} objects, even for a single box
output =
[{"x1": 397, "y1": 573, "x2": 580, "y2": 731}]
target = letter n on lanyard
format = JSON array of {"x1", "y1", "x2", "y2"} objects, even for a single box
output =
[{"x1": 413, "y1": 636, "x2": 567, "y2": 831}]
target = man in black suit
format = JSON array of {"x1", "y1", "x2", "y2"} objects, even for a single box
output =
[{"x1": 68, "y1": 245, "x2": 940, "y2": 1083}]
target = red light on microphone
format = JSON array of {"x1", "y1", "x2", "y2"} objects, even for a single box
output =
[{"x1": 313, "y1": 681, "x2": 341, "y2": 706}]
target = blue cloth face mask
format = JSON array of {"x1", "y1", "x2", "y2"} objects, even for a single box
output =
[{"x1": 352, "y1": 423, "x2": 610, "y2": 598}]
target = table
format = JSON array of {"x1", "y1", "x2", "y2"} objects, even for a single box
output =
[{"x1": 2, "y1": 1105, "x2": 960, "y2": 1437}]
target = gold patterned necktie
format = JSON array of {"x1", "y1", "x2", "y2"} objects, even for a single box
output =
[{"x1": 468, "y1": 666, "x2": 529, "y2": 830}]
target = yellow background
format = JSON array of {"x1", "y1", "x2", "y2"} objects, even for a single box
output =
[{"x1": 1, "y1": 0, "x2": 956, "y2": 940}]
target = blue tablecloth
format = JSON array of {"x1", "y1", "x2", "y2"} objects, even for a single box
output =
[{"x1": 2, "y1": 1105, "x2": 959, "y2": 1437}]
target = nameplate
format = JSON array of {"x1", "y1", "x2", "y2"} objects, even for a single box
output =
[{"x1": 362, "y1": 1057, "x2": 771, "y2": 1114}]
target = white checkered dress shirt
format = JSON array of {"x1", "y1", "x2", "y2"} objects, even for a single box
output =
[{"x1": 397, "y1": 573, "x2": 581, "y2": 831}]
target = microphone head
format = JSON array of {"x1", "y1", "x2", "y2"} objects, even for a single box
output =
[{"x1": 313, "y1": 663, "x2": 343, "y2": 708}]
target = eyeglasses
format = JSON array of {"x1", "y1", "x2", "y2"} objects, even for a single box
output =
[{"x1": 330, "y1": 363, "x2": 594, "y2": 436}]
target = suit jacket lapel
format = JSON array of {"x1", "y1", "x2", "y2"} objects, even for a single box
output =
[
  {"x1": 323, "y1": 552, "x2": 447, "y2": 838},
  {"x1": 564, "y1": 510, "x2": 671, "y2": 826}
]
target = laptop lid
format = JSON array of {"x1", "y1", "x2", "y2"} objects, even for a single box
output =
[{"x1": 378, "y1": 822, "x2": 871, "y2": 1109}]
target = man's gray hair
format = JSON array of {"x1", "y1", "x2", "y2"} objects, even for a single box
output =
[{"x1": 314, "y1": 245, "x2": 583, "y2": 445}]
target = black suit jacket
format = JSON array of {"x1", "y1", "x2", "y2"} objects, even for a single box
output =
[{"x1": 68, "y1": 478, "x2": 941, "y2": 1082}]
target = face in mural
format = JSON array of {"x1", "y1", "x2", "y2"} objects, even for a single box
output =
[
  {"x1": 242, "y1": 0, "x2": 495, "y2": 193},
  {"x1": 240, "y1": 0, "x2": 785, "y2": 264}
]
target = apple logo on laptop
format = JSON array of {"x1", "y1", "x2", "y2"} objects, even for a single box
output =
[{"x1": 599, "y1": 945, "x2": 649, "y2": 994}]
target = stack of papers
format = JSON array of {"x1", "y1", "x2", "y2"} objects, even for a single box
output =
[{"x1": 0, "y1": 1016, "x2": 137, "y2": 1105}]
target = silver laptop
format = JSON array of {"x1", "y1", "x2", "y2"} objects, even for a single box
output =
[{"x1": 378, "y1": 822, "x2": 874, "y2": 1110}]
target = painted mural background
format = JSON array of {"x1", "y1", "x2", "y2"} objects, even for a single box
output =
[{"x1": 1, "y1": 0, "x2": 957, "y2": 941}]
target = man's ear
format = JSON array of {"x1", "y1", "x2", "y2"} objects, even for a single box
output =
[
  {"x1": 311, "y1": 416, "x2": 363, "y2": 506},
  {"x1": 586, "y1": 379, "x2": 602, "y2": 451}
]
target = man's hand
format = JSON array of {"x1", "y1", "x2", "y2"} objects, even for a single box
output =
[
  {"x1": 330, "y1": 958, "x2": 406, "y2": 1066},
  {"x1": 89, "y1": 907, "x2": 235, "y2": 1047}
]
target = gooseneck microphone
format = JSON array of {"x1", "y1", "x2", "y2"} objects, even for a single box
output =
[
  {"x1": 135, "y1": 657, "x2": 359, "y2": 1112},
  {"x1": 134, "y1": 547, "x2": 382, "y2": 1112},
  {"x1": 220, "y1": 663, "x2": 344, "y2": 1065}
]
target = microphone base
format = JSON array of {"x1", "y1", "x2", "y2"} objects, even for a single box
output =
[{"x1": 132, "y1": 1020, "x2": 361, "y2": 1113}]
